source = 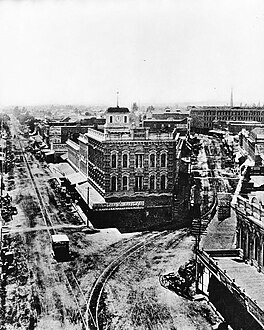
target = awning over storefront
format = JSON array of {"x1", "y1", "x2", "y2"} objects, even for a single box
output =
[
  {"x1": 49, "y1": 162, "x2": 76, "y2": 177},
  {"x1": 76, "y1": 181, "x2": 105, "y2": 208},
  {"x1": 43, "y1": 149, "x2": 55, "y2": 156},
  {"x1": 66, "y1": 172, "x2": 87, "y2": 185},
  {"x1": 60, "y1": 153, "x2": 68, "y2": 160}
]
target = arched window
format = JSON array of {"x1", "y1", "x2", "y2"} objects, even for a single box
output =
[
  {"x1": 150, "y1": 175, "x2": 155, "y2": 190},
  {"x1": 161, "y1": 174, "x2": 166, "y2": 190},
  {"x1": 161, "y1": 153, "x2": 166, "y2": 168},
  {"x1": 111, "y1": 154, "x2": 117, "y2": 168},
  {"x1": 150, "y1": 154, "x2": 155, "y2": 168},
  {"x1": 122, "y1": 153, "x2": 128, "y2": 168},
  {"x1": 122, "y1": 176, "x2": 128, "y2": 190},
  {"x1": 111, "y1": 176, "x2": 117, "y2": 191}
]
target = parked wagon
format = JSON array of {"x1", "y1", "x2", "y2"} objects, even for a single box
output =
[{"x1": 51, "y1": 234, "x2": 70, "y2": 261}]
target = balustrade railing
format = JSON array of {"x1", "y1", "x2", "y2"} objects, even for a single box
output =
[{"x1": 197, "y1": 249, "x2": 264, "y2": 327}]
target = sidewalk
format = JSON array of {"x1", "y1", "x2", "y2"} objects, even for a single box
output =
[{"x1": 200, "y1": 207, "x2": 237, "y2": 250}]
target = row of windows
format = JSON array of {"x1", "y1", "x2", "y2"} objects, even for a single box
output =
[
  {"x1": 109, "y1": 115, "x2": 128, "y2": 123},
  {"x1": 111, "y1": 153, "x2": 167, "y2": 168},
  {"x1": 110, "y1": 174, "x2": 167, "y2": 191},
  {"x1": 205, "y1": 115, "x2": 262, "y2": 120}
]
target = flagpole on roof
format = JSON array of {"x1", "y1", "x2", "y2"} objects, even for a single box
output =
[{"x1": 117, "y1": 91, "x2": 119, "y2": 108}]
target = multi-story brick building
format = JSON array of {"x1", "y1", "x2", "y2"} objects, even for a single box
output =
[
  {"x1": 66, "y1": 106, "x2": 189, "y2": 231},
  {"x1": 189, "y1": 106, "x2": 264, "y2": 132},
  {"x1": 239, "y1": 127, "x2": 264, "y2": 166},
  {"x1": 145, "y1": 106, "x2": 189, "y2": 120},
  {"x1": 143, "y1": 117, "x2": 191, "y2": 136},
  {"x1": 41, "y1": 117, "x2": 105, "y2": 155}
]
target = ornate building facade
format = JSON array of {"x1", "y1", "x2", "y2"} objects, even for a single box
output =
[
  {"x1": 66, "y1": 106, "x2": 189, "y2": 231},
  {"x1": 239, "y1": 127, "x2": 264, "y2": 166},
  {"x1": 233, "y1": 166, "x2": 264, "y2": 271}
]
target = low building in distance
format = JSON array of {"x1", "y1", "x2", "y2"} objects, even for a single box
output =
[
  {"x1": 40, "y1": 117, "x2": 105, "y2": 159},
  {"x1": 189, "y1": 105, "x2": 264, "y2": 133},
  {"x1": 143, "y1": 105, "x2": 191, "y2": 136}
]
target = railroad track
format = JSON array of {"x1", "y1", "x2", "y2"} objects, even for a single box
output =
[
  {"x1": 15, "y1": 136, "x2": 56, "y2": 236},
  {"x1": 87, "y1": 230, "x2": 170, "y2": 330},
  {"x1": 11, "y1": 123, "x2": 88, "y2": 329}
]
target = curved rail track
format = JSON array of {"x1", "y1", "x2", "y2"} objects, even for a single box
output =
[{"x1": 87, "y1": 230, "x2": 177, "y2": 330}]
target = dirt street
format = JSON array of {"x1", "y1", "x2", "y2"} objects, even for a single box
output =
[{"x1": 1, "y1": 129, "x2": 223, "y2": 330}]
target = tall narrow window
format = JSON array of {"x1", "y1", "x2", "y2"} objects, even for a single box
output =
[
  {"x1": 161, "y1": 174, "x2": 166, "y2": 190},
  {"x1": 110, "y1": 116, "x2": 113, "y2": 123},
  {"x1": 150, "y1": 175, "x2": 155, "y2": 190},
  {"x1": 111, "y1": 154, "x2": 117, "y2": 168},
  {"x1": 123, "y1": 176, "x2": 128, "y2": 190},
  {"x1": 136, "y1": 154, "x2": 144, "y2": 168},
  {"x1": 124, "y1": 116, "x2": 127, "y2": 123},
  {"x1": 111, "y1": 176, "x2": 117, "y2": 191},
  {"x1": 122, "y1": 154, "x2": 128, "y2": 168},
  {"x1": 262, "y1": 244, "x2": 264, "y2": 266},
  {"x1": 150, "y1": 154, "x2": 155, "y2": 168},
  {"x1": 135, "y1": 176, "x2": 143, "y2": 191},
  {"x1": 255, "y1": 236, "x2": 259, "y2": 261},
  {"x1": 247, "y1": 234, "x2": 250, "y2": 259},
  {"x1": 161, "y1": 153, "x2": 166, "y2": 168}
]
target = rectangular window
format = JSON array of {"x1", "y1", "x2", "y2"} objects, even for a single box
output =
[
  {"x1": 135, "y1": 154, "x2": 144, "y2": 168},
  {"x1": 135, "y1": 176, "x2": 143, "y2": 191},
  {"x1": 123, "y1": 176, "x2": 128, "y2": 190}
]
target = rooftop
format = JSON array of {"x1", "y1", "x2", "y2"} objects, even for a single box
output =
[
  {"x1": 51, "y1": 234, "x2": 69, "y2": 243},
  {"x1": 106, "y1": 106, "x2": 130, "y2": 113},
  {"x1": 251, "y1": 127, "x2": 264, "y2": 139},
  {"x1": 143, "y1": 117, "x2": 188, "y2": 122}
]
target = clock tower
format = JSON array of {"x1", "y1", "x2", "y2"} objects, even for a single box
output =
[{"x1": 105, "y1": 105, "x2": 130, "y2": 131}]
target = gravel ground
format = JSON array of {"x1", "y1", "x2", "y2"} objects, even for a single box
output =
[{"x1": 100, "y1": 230, "x2": 222, "y2": 330}]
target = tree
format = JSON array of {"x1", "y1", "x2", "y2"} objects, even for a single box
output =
[{"x1": 132, "y1": 103, "x2": 139, "y2": 112}]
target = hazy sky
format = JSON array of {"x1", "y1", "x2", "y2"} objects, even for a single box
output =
[{"x1": 0, "y1": 0, "x2": 264, "y2": 107}]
